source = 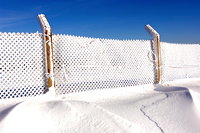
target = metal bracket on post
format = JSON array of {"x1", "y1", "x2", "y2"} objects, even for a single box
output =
[
  {"x1": 144, "y1": 24, "x2": 161, "y2": 84},
  {"x1": 37, "y1": 14, "x2": 55, "y2": 95}
]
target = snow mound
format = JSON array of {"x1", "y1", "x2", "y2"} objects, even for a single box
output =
[
  {"x1": 0, "y1": 99, "x2": 140, "y2": 133},
  {"x1": 0, "y1": 82, "x2": 200, "y2": 133}
]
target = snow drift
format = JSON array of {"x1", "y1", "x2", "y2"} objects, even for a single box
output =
[{"x1": 0, "y1": 81, "x2": 200, "y2": 133}]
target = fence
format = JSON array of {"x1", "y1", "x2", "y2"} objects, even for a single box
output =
[
  {"x1": 0, "y1": 14, "x2": 199, "y2": 99},
  {"x1": 53, "y1": 35, "x2": 155, "y2": 95},
  {"x1": 161, "y1": 42, "x2": 200, "y2": 82}
]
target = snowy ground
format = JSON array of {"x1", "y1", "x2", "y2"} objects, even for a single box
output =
[{"x1": 0, "y1": 79, "x2": 200, "y2": 133}]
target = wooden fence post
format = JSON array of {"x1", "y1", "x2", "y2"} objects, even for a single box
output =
[
  {"x1": 37, "y1": 14, "x2": 55, "y2": 95},
  {"x1": 145, "y1": 24, "x2": 161, "y2": 84}
]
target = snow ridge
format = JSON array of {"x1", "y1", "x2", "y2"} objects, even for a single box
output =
[{"x1": 140, "y1": 93, "x2": 169, "y2": 133}]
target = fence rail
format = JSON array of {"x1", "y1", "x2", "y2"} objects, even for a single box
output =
[{"x1": 0, "y1": 14, "x2": 199, "y2": 99}]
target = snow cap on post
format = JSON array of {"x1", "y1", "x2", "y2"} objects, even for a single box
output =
[
  {"x1": 144, "y1": 24, "x2": 160, "y2": 39},
  {"x1": 37, "y1": 14, "x2": 55, "y2": 95},
  {"x1": 144, "y1": 24, "x2": 161, "y2": 84}
]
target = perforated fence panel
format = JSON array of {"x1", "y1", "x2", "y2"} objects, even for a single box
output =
[
  {"x1": 0, "y1": 32, "x2": 46, "y2": 99},
  {"x1": 161, "y1": 42, "x2": 200, "y2": 82},
  {"x1": 2, "y1": 31, "x2": 199, "y2": 99},
  {"x1": 53, "y1": 35, "x2": 156, "y2": 95}
]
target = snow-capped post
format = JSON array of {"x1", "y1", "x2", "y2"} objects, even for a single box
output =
[
  {"x1": 37, "y1": 14, "x2": 55, "y2": 95},
  {"x1": 144, "y1": 24, "x2": 161, "y2": 84}
]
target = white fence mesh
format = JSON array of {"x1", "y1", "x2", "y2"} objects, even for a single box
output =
[
  {"x1": 0, "y1": 32, "x2": 46, "y2": 99},
  {"x1": 161, "y1": 42, "x2": 200, "y2": 82},
  {"x1": 53, "y1": 35, "x2": 156, "y2": 95},
  {"x1": 1, "y1": 32, "x2": 200, "y2": 99}
]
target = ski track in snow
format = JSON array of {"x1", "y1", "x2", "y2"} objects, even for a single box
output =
[{"x1": 140, "y1": 93, "x2": 169, "y2": 133}]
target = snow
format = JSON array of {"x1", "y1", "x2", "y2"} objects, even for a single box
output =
[{"x1": 0, "y1": 80, "x2": 200, "y2": 133}]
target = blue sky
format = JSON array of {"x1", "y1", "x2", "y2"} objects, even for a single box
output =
[{"x1": 0, "y1": 0, "x2": 200, "y2": 43}]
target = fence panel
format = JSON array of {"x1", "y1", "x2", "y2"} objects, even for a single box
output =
[
  {"x1": 1, "y1": 32, "x2": 200, "y2": 98},
  {"x1": 161, "y1": 42, "x2": 200, "y2": 82},
  {"x1": 0, "y1": 32, "x2": 46, "y2": 99},
  {"x1": 53, "y1": 35, "x2": 156, "y2": 95}
]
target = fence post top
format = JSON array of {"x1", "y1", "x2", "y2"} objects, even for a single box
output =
[
  {"x1": 37, "y1": 14, "x2": 51, "y2": 32},
  {"x1": 144, "y1": 24, "x2": 160, "y2": 38},
  {"x1": 38, "y1": 14, "x2": 45, "y2": 17}
]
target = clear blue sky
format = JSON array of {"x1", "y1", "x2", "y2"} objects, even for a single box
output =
[{"x1": 0, "y1": 0, "x2": 200, "y2": 43}]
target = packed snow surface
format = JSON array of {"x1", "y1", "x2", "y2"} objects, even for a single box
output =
[{"x1": 0, "y1": 79, "x2": 200, "y2": 133}]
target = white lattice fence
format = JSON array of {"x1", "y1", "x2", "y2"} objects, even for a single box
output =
[
  {"x1": 1, "y1": 32, "x2": 200, "y2": 99},
  {"x1": 161, "y1": 42, "x2": 200, "y2": 82},
  {"x1": 0, "y1": 32, "x2": 46, "y2": 99},
  {"x1": 53, "y1": 35, "x2": 156, "y2": 95},
  {"x1": 0, "y1": 32, "x2": 157, "y2": 98}
]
